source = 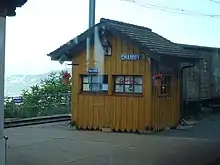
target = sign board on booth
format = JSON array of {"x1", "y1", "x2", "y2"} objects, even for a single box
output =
[
  {"x1": 88, "y1": 68, "x2": 98, "y2": 74},
  {"x1": 120, "y1": 54, "x2": 141, "y2": 61}
]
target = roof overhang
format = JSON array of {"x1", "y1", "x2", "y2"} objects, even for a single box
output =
[
  {"x1": 47, "y1": 26, "x2": 164, "y2": 62},
  {"x1": 158, "y1": 53, "x2": 201, "y2": 65},
  {"x1": 47, "y1": 23, "x2": 103, "y2": 62},
  {"x1": 179, "y1": 43, "x2": 220, "y2": 51},
  {"x1": 47, "y1": 18, "x2": 202, "y2": 64}
]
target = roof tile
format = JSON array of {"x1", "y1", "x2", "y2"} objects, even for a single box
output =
[{"x1": 48, "y1": 18, "x2": 199, "y2": 60}]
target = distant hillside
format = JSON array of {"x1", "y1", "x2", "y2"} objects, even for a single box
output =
[{"x1": 4, "y1": 69, "x2": 71, "y2": 97}]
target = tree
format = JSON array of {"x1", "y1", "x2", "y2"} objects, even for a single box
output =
[{"x1": 4, "y1": 70, "x2": 72, "y2": 118}]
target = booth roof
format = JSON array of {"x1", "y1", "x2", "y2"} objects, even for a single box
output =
[{"x1": 47, "y1": 18, "x2": 200, "y2": 61}]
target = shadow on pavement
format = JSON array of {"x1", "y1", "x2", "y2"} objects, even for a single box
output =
[{"x1": 153, "y1": 115, "x2": 220, "y2": 165}]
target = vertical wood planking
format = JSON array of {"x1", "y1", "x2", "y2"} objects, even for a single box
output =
[
  {"x1": 150, "y1": 61, "x2": 181, "y2": 130},
  {"x1": 71, "y1": 34, "x2": 183, "y2": 132}
]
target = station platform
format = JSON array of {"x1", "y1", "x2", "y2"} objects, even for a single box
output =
[{"x1": 5, "y1": 117, "x2": 220, "y2": 165}]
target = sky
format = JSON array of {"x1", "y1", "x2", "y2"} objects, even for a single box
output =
[{"x1": 4, "y1": 0, "x2": 220, "y2": 77}]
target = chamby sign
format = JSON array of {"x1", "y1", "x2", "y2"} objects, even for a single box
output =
[{"x1": 120, "y1": 54, "x2": 141, "y2": 61}]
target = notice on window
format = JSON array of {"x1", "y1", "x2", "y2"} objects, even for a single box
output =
[
  {"x1": 83, "y1": 84, "x2": 90, "y2": 91},
  {"x1": 102, "y1": 84, "x2": 108, "y2": 91},
  {"x1": 83, "y1": 76, "x2": 89, "y2": 83}
]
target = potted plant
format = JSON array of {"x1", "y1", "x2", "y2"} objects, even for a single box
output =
[
  {"x1": 152, "y1": 73, "x2": 162, "y2": 86},
  {"x1": 61, "y1": 71, "x2": 71, "y2": 85}
]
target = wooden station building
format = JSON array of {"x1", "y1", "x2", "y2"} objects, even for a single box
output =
[{"x1": 47, "y1": 18, "x2": 199, "y2": 132}]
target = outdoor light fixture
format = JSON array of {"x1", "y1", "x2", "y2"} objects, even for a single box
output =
[
  {"x1": 103, "y1": 39, "x2": 112, "y2": 56},
  {"x1": 99, "y1": 27, "x2": 112, "y2": 56},
  {"x1": 59, "y1": 54, "x2": 69, "y2": 64}
]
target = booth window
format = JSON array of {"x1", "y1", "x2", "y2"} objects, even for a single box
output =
[
  {"x1": 160, "y1": 74, "x2": 171, "y2": 95},
  {"x1": 81, "y1": 75, "x2": 108, "y2": 92},
  {"x1": 114, "y1": 75, "x2": 143, "y2": 94}
]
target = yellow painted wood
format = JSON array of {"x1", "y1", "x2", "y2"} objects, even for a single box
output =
[
  {"x1": 71, "y1": 34, "x2": 181, "y2": 132},
  {"x1": 151, "y1": 62, "x2": 181, "y2": 129}
]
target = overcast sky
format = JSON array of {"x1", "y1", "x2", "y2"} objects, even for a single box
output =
[{"x1": 5, "y1": 0, "x2": 220, "y2": 76}]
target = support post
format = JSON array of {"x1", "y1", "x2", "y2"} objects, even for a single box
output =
[
  {"x1": 89, "y1": 0, "x2": 95, "y2": 28},
  {"x1": 0, "y1": 2, "x2": 27, "y2": 164},
  {"x1": 86, "y1": 0, "x2": 96, "y2": 71},
  {"x1": 0, "y1": 14, "x2": 6, "y2": 165}
]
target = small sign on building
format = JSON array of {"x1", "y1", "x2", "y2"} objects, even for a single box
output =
[{"x1": 88, "y1": 68, "x2": 98, "y2": 74}]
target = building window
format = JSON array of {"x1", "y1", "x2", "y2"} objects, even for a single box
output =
[
  {"x1": 114, "y1": 75, "x2": 143, "y2": 94},
  {"x1": 81, "y1": 75, "x2": 108, "y2": 92},
  {"x1": 160, "y1": 74, "x2": 171, "y2": 95}
]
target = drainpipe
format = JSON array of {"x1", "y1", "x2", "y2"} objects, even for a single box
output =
[
  {"x1": 179, "y1": 62, "x2": 197, "y2": 120},
  {"x1": 86, "y1": 0, "x2": 96, "y2": 71}
]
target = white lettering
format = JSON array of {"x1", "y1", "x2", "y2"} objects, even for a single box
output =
[{"x1": 120, "y1": 54, "x2": 140, "y2": 61}]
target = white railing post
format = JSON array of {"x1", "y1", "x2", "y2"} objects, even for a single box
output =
[{"x1": 4, "y1": 136, "x2": 8, "y2": 165}]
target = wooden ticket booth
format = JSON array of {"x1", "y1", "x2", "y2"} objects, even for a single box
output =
[{"x1": 47, "y1": 18, "x2": 199, "y2": 132}]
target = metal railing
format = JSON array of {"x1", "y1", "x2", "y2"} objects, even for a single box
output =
[
  {"x1": 3, "y1": 93, "x2": 72, "y2": 165},
  {"x1": 4, "y1": 114, "x2": 71, "y2": 128},
  {"x1": 4, "y1": 93, "x2": 71, "y2": 120}
]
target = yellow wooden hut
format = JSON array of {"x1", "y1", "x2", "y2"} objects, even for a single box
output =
[{"x1": 47, "y1": 18, "x2": 199, "y2": 132}]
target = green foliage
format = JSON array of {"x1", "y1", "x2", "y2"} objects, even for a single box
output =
[{"x1": 4, "y1": 71, "x2": 72, "y2": 119}]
